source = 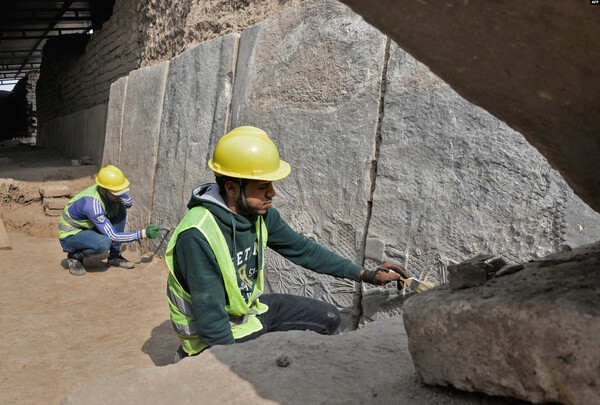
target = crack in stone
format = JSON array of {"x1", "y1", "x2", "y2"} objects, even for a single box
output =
[{"x1": 353, "y1": 36, "x2": 391, "y2": 329}]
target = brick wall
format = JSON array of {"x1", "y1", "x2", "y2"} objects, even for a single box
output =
[
  {"x1": 6, "y1": 71, "x2": 39, "y2": 140},
  {"x1": 37, "y1": 1, "x2": 140, "y2": 124},
  {"x1": 36, "y1": 0, "x2": 302, "y2": 129}
]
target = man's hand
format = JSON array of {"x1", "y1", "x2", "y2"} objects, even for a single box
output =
[
  {"x1": 119, "y1": 194, "x2": 133, "y2": 208},
  {"x1": 145, "y1": 224, "x2": 160, "y2": 239},
  {"x1": 378, "y1": 262, "x2": 409, "y2": 288},
  {"x1": 360, "y1": 262, "x2": 409, "y2": 286}
]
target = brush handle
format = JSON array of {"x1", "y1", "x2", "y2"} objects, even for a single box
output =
[
  {"x1": 398, "y1": 276, "x2": 434, "y2": 292},
  {"x1": 398, "y1": 276, "x2": 413, "y2": 288}
]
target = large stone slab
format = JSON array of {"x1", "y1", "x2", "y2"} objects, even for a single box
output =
[
  {"x1": 366, "y1": 44, "x2": 600, "y2": 298},
  {"x1": 151, "y1": 34, "x2": 238, "y2": 238},
  {"x1": 35, "y1": 119, "x2": 50, "y2": 149},
  {"x1": 70, "y1": 109, "x2": 89, "y2": 159},
  {"x1": 54, "y1": 115, "x2": 71, "y2": 158},
  {"x1": 229, "y1": 0, "x2": 387, "y2": 310},
  {"x1": 85, "y1": 103, "x2": 108, "y2": 165},
  {"x1": 337, "y1": 0, "x2": 600, "y2": 214},
  {"x1": 119, "y1": 62, "x2": 169, "y2": 231},
  {"x1": 102, "y1": 76, "x2": 128, "y2": 167},
  {"x1": 403, "y1": 242, "x2": 600, "y2": 405}
]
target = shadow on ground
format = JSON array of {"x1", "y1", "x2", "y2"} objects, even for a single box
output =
[
  {"x1": 142, "y1": 319, "x2": 182, "y2": 366},
  {"x1": 60, "y1": 257, "x2": 110, "y2": 273}
]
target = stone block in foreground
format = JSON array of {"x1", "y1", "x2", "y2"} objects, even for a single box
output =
[{"x1": 403, "y1": 242, "x2": 600, "y2": 405}]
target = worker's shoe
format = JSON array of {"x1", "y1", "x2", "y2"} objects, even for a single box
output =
[
  {"x1": 66, "y1": 254, "x2": 86, "y2": 276},
  {"x1": 107, "y1": 254, "x2": 135, "y2": 269}
]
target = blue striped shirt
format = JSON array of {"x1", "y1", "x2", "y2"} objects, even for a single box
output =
[{"x1": 67, "y1": 194, "x2": 141, "y2": 242}]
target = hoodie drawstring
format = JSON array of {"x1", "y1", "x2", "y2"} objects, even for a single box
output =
[
  {"x1": 229, "y1": 212, "x2": 237, "y2": 261},
  {"x1": 229, "y1": 212, "x2": 263, "y2": 286}
]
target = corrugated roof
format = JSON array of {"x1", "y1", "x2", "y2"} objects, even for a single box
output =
[{"x1": 0, "y1": 1, "x2": 97, "y2": 87}]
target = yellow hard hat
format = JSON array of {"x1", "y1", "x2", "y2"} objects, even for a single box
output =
[
  {"x1": 208, "y1": 126, "x2": 291, "y2": 181},
  {"x1": 96, "y1": 165, "x2": 130, "y2": 194}
]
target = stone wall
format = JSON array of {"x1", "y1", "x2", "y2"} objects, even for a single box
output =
[
  {"x1": 35, "y1": 0, "x2": 302, "y2": 154},
  {"x1": 101, "y1": 0, "x2": 600, "y2": 326},
  {"x1": 36, "y1": 2, "x2": 140, "y2": 124},
  {"x1": 11, "y1": 71, "x2": 39, "y2": 141},
  {"x1": 337, "y1": 0, "x2": 600, "y2": 215},
  {"x1": 35, "y1": 0, "x2": 140, "y2": 153},
  {"x1": 37, "y1": 104, "x2": 108, "y2": 165}
]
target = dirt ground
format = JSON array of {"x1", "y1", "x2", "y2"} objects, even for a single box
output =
[{"x1": 0, "y1": 143, "x2": 181, "y2": 404}]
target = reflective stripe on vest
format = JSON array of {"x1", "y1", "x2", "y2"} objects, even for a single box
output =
[
  {"x1": 58, "y1": 211, "x2": 82, "y2": 233},
  {"x1": 166, "y1": 285, "x2": 198, "y2": 336},
  {"x1": 165, "y1": 205, "x2": 268, "y2": 355}
]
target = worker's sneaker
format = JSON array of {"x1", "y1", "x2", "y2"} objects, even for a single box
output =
[
  {"x1": 107, "y1": 254, "x2": 135, "y2": 269},
  {"x1": 66, "y1": 255, "x2": 86, "y2": 276}
]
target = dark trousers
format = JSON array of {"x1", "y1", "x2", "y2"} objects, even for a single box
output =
[
  {"x1": 175, "y1": 293, "x2": 341, "y2": 361},
  {"x1": 236, "y1": 293, "x2": 341, "y2": 342}
]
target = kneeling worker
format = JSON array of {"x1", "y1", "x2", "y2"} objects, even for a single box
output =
[
  {"x1": 58, "y1": 165, "x2": 159, "y2": 276},
  {"x1": 166, "y1": 126, "x2": 408, "y2": 360}
]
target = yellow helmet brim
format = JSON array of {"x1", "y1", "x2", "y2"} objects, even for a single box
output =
[{"x1": 208, "y1": 158, "x2": 290, "y2": 181}]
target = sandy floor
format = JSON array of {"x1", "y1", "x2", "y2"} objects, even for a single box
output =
[
  {"x1": 0, "y1": 144, "x2": 180, "y2": 403},
  {"x1": 0, "y1": 231, "x2": 180, "y2": 404}
]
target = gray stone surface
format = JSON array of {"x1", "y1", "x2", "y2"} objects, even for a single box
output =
[
  {"x1": 45, "y1": 109, "x2": 88, "y2": 160},
  {"x1": 230, "y1": 0, "x2": 387, "y2": 311},
  {"x1": 37, "y1": 104, "x2": 107, "y2": 165},
  {"x1": 447, "y1": 254, "x2": 505, "y2": 290},
  {"x1": 403, "y1": 242, "x2": 600, "y2": 405},
  {"x1": 85, "y1": 103, "x2": 108, "y2": 165},
  {"x1": 150, "y1": 34, "x2": 238, "y2": 241},
  {"x1": 118, "y1": 61, "x2": 169, "y2": 231},
  {"x1": 564, "y1": 190, "x2": 600, "y2": 249},
  {"x1": 102, "y1": 76, "x2": 128, "y2": 167},
  {"x1": 337, "y1": 0, "x2": 600, "y2": 214},
  {"x1": 54, "y1": 114, "x2": 71, "y2": 159},
  {"x1": 70, "y1": 109, "x2": 89, "y2": 159},
  {"x1": 366, "y1": 44, "x2": 600, "y2": 299}
]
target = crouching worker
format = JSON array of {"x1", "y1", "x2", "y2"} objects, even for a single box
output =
[
  {"x1": 58, "y1": 165, "x2": 159, "y2": 276},
  {"x1": 166, "y1": 126, "x2": 409, "y2": 361}
]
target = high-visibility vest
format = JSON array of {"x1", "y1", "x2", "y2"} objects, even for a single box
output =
[
  {"x1": 165, "y1": 205, "x2": 269, "y2": 355},
  {"x1": 58, "y1": 185, "x2": 119, "y2": 239}
]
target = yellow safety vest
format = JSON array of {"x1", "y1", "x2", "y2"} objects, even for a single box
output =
[
  {"x1": 58, "y1": 185, "x2": 119, "y2": 239},
  {"x1": 165, "y1": 205, "x2": 269, "y2": 355}
]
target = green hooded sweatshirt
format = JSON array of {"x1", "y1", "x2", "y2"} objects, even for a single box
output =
[{"x1": 172, "y1": 183, "x2": 362, "y2": 347}]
